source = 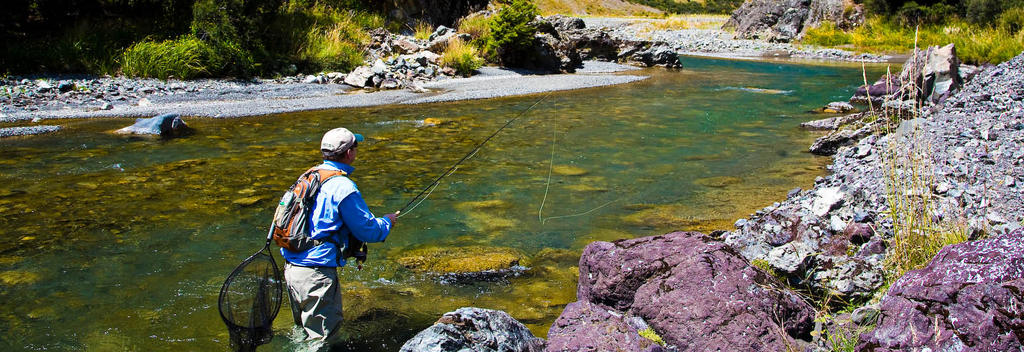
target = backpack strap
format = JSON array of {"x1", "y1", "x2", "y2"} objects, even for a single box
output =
[{"x1": 307, "y1": 167, "x2": 350, "y2": 265}]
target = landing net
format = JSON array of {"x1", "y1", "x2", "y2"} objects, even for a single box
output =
[{"x1": 218, "y1": 238, "x2": 283, "y2": 352}]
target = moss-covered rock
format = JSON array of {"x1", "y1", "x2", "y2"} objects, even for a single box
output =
[{"x1": 396, "y1": 246, "x2": 526, "y2": 274}]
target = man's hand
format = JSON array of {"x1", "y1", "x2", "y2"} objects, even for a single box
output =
[{"x1": 384, "y1": 213, "x2": 397, "y2": 224}]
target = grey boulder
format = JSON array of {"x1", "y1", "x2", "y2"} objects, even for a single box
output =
[
  {"x1": 400, "y1": 307, "x2": 545, "y2": 352},
  {"x1": 115, "y1": 113, "x2": 191, "y2": 137}
]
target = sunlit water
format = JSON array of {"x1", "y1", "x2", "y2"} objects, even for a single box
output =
[{"x1": 0, "y1": 57, "x2": 885, "y2": 351}]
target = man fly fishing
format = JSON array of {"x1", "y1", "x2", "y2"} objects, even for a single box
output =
[{"x1": 279, "y1": 127, "x2": 396, "y2": 347}]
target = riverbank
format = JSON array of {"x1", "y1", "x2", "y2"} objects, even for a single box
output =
[
  {"x1": 1, "y1": 15, "x2": 889, "y2": 133},
  {"x1": 0, "y1": 61, "x2": 643, "y2": 123}
]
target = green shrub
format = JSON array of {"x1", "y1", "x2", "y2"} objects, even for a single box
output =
[
  {"x1": 999, "y1": 7, "x2": 1024, "y2": 33},
  {"x1": 486, "y1": 0, "x2": 540, "y2": 66},
  {"x1": 122, "y1": 36, "x2": 209, "y2": 79},
  {"x1": 802, "y1": 21, "x2": 854, "y2": 47},
  {"x1": 440, "y1": 38, "x2": 484, "y2": 76},
  {"x1": 300, "y1": 23, "x2": 365, "y2": 72}
]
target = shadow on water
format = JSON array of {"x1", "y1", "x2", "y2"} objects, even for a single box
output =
[{"x1": 0, "y1": 57, "x2": 887, "y2": 351}]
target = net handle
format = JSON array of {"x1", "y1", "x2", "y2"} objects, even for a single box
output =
[{"x1": 263, "y1": 222, "x2": 274, "y2": 250}]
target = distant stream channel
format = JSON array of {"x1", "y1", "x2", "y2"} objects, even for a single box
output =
[{"x1": 0, "y1": 56, "x2": 887, "y2": 351}]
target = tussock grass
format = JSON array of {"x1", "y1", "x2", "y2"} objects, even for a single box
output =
[
  {"x1": 269, "y1": 4, "x2": 378, "y2": 73},
  {"x1": 413, "y1": 21, "x2": 434, "y2": 41},
  {"x1": 300, "y1": 23, "x2": 365, "y2": 72},
  {"x1": 440, "y1": 38, "x2": 484, "y2": 76},
  {"x1": 802, "y1": 21, "x2": 854, "y2": 47},
  {"x1": 863, "y1": 40, "x2": 972, "y2": 284},
  {"x1": 121, "y1": 36, "x2": 208, "y2": 79},
  {"x1": 802, "y1": 17, "x2": 1024, "y2": 64},
  {"x1": 458, "y1": 14, "x2": 492, "y2": 40}
]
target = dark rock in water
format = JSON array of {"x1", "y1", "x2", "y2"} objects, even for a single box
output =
[
  {"x1": 809, "y1": 123, "x2": 873, "y2": 155},
  {"x1": 115, "y1": 113, "x2": 191, "y2": 137},
  {"x1": 626, "y1": 46, "x2": 682, "y2": 68},
  {"x1": 400, "y1": 307, "x2": 545, "y2": 352},
  {"x1": 561, "y1": 231, "x2": 815, "y2": 351},
  {"x1": 547, "y1": 301, "x2": 665, "y2": 352},
  {"x1": 859, "y1": 229, "x2": 1024, "y2": 351},
  {"x1": 801, "y1": 112, "x2": 864, "y2": 130}
]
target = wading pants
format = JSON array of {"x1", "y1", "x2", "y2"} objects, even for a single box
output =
[{"x1": 284, "y1": 263, "x2": 343, "y2": 343}]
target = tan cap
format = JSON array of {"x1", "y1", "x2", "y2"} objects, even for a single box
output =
[{"x1": 321, "y1": 127, "x2": 364, "y2": 152}]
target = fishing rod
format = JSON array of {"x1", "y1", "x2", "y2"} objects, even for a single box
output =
[{"x1": 396, "y1": 93, "x2": 551, "y2": 217}]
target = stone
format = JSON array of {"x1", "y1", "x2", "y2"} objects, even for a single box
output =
[
  {"x1": 114, "y1": 113, "x2": 191, "y2": 137},
  {"x1": 379, "y1": 78, "x2": 401, "y2": 90},
  {"x1": 859, "y1": 229, "x2": 1024, "y2": 351},
  {"x1": 567, "y1": 232, "x2": 815, "y2": 350},
  {"x1": 344, "y1": 66, "x2": 375, "y2": 88},
  {"x1": 823, "y1": 101, "x2": 854, "y2": 114},
  {"x1": 809, "y1": 124, "x2": 873, "y2": 155},
  {"x1": 302, "y1": 75, "x2": 319, "y2": 84},
  {"x1": 395, "y1": 38, "x2": 421, "y2": 54},
  {"x1": 57, "y1": 81, "x2": 75, "y2": 93},
  {"x1": 547, "y1": 301, "x2": 664, "y2": 352},
  {"x1": 137, "y1": 98, "x2": 152, "y2": 107},
  {"x1": 400, "y1": 307, "x2": 544, "y2": 352},
  {"x1": 811, "y1": 187, "x2": 844, "y2": 217},
  {"x1": 100, "y1": 102, "x2": 113, "y2": 110}
]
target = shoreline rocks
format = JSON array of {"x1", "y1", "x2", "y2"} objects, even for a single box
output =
[
  {"x1": 551, "y1": 231, "x2": 815, "y2": 351},
  {"x1": 859, "y1": 229, "x2": 1024, "y2": 351}
]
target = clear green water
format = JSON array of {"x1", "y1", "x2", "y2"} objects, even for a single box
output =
[{"x1": 0, "y1": 57, "x2": 885, "y2": 351}]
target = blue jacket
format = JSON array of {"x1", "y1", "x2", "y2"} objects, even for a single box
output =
[{"x1": 281, "y1": 161, "x2": 392, "y2": 267}]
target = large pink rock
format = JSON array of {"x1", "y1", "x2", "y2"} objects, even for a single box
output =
[
  {"x1": 550, "y1": 231, "x2": 815, "y2": 351},
  {"x1": 859, "y1": 229, "x2": 1024, "y2": 351}
]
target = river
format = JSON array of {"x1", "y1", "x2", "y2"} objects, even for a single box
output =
[{"x1": 0, "y1": 56, "x2": 885, "y2": 351}]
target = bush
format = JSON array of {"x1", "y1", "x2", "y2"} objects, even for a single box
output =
[
  {"x1": 802, "y1": 21, "x2": 854, "y2": 47},
  {"x1": 999, "y1": 7, "x2": 1024, "y2": 33},
  {"x1": 122, "y1": 36, "x2": 209, "y2": 79},
  {"x1": 300, "y1": 23, "x2": 365, "y2": 72},
  {"x1": 440, "y1": 38, "x2": 484, "y2": 76},
  {"x1": 486, "y1": 0, "x2": 540, "y2": 66}
]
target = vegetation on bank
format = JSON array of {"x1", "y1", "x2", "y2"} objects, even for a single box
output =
[
  {"x1": 2, "y1": 0, "x2": 387, "y2": 78},
  {"x1": 802, "y1": 0, "x2": 1024, "y2": 64}
]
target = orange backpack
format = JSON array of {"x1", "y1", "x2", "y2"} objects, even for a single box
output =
[{"x1": 272, "y1": 167, "x2": 348, "y2": 252}]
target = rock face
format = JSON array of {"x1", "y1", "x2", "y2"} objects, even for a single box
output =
[
  {"x1": 547, "y1": 17, "x2": 682, "y2": 69},
  {"x1": 549, "y1": 231, "x2": 815, "y2": 351},
  {"x1": 859, "y1": 229, "x2": 1024, "y2": 351},
  {"x1": 400, "y1": 307, "x2": 545, "y2": 352},
  {"x1": 115, "y1": 113, "x2": 190, "y2": 137},
  {"x1": 726, "y1": 0, "x2": 863, "y2": 42}
]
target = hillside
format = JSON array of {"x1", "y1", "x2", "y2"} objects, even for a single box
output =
[{"x1": 534, "y1": 0, "x2": 664, "y2": 16}]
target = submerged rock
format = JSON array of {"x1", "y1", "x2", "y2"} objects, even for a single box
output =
[
  {"x1": 395, "y1": 245, "x2": 525, "y2": 276},
  {"x1": 114, "y1": 113, "x2": 191, "y2": 137},
  {"x1": 860, "y1": 229, "x2": 1024, "y2": 351},
  {"x1": 400, "y1": 307, "x2": 545, "y2": 352}
]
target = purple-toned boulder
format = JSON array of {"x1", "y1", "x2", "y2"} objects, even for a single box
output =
[
  {"x1": 546, "y1": 301, "x2": 664, "y2": 352},
  {"x1": 859, "y1": 229, "x2": 1024, "y2": 351},
  {"x1": 554, "y1": 231, "x2": 815, "y2": 351}
]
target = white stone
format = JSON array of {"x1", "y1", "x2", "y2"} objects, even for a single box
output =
[
  {"x1": 811, "y1": 187, "x2": 844, "y2": 217},
  {"x1": 137, "y1": 98, "x2": 152, "y2": 107}
]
